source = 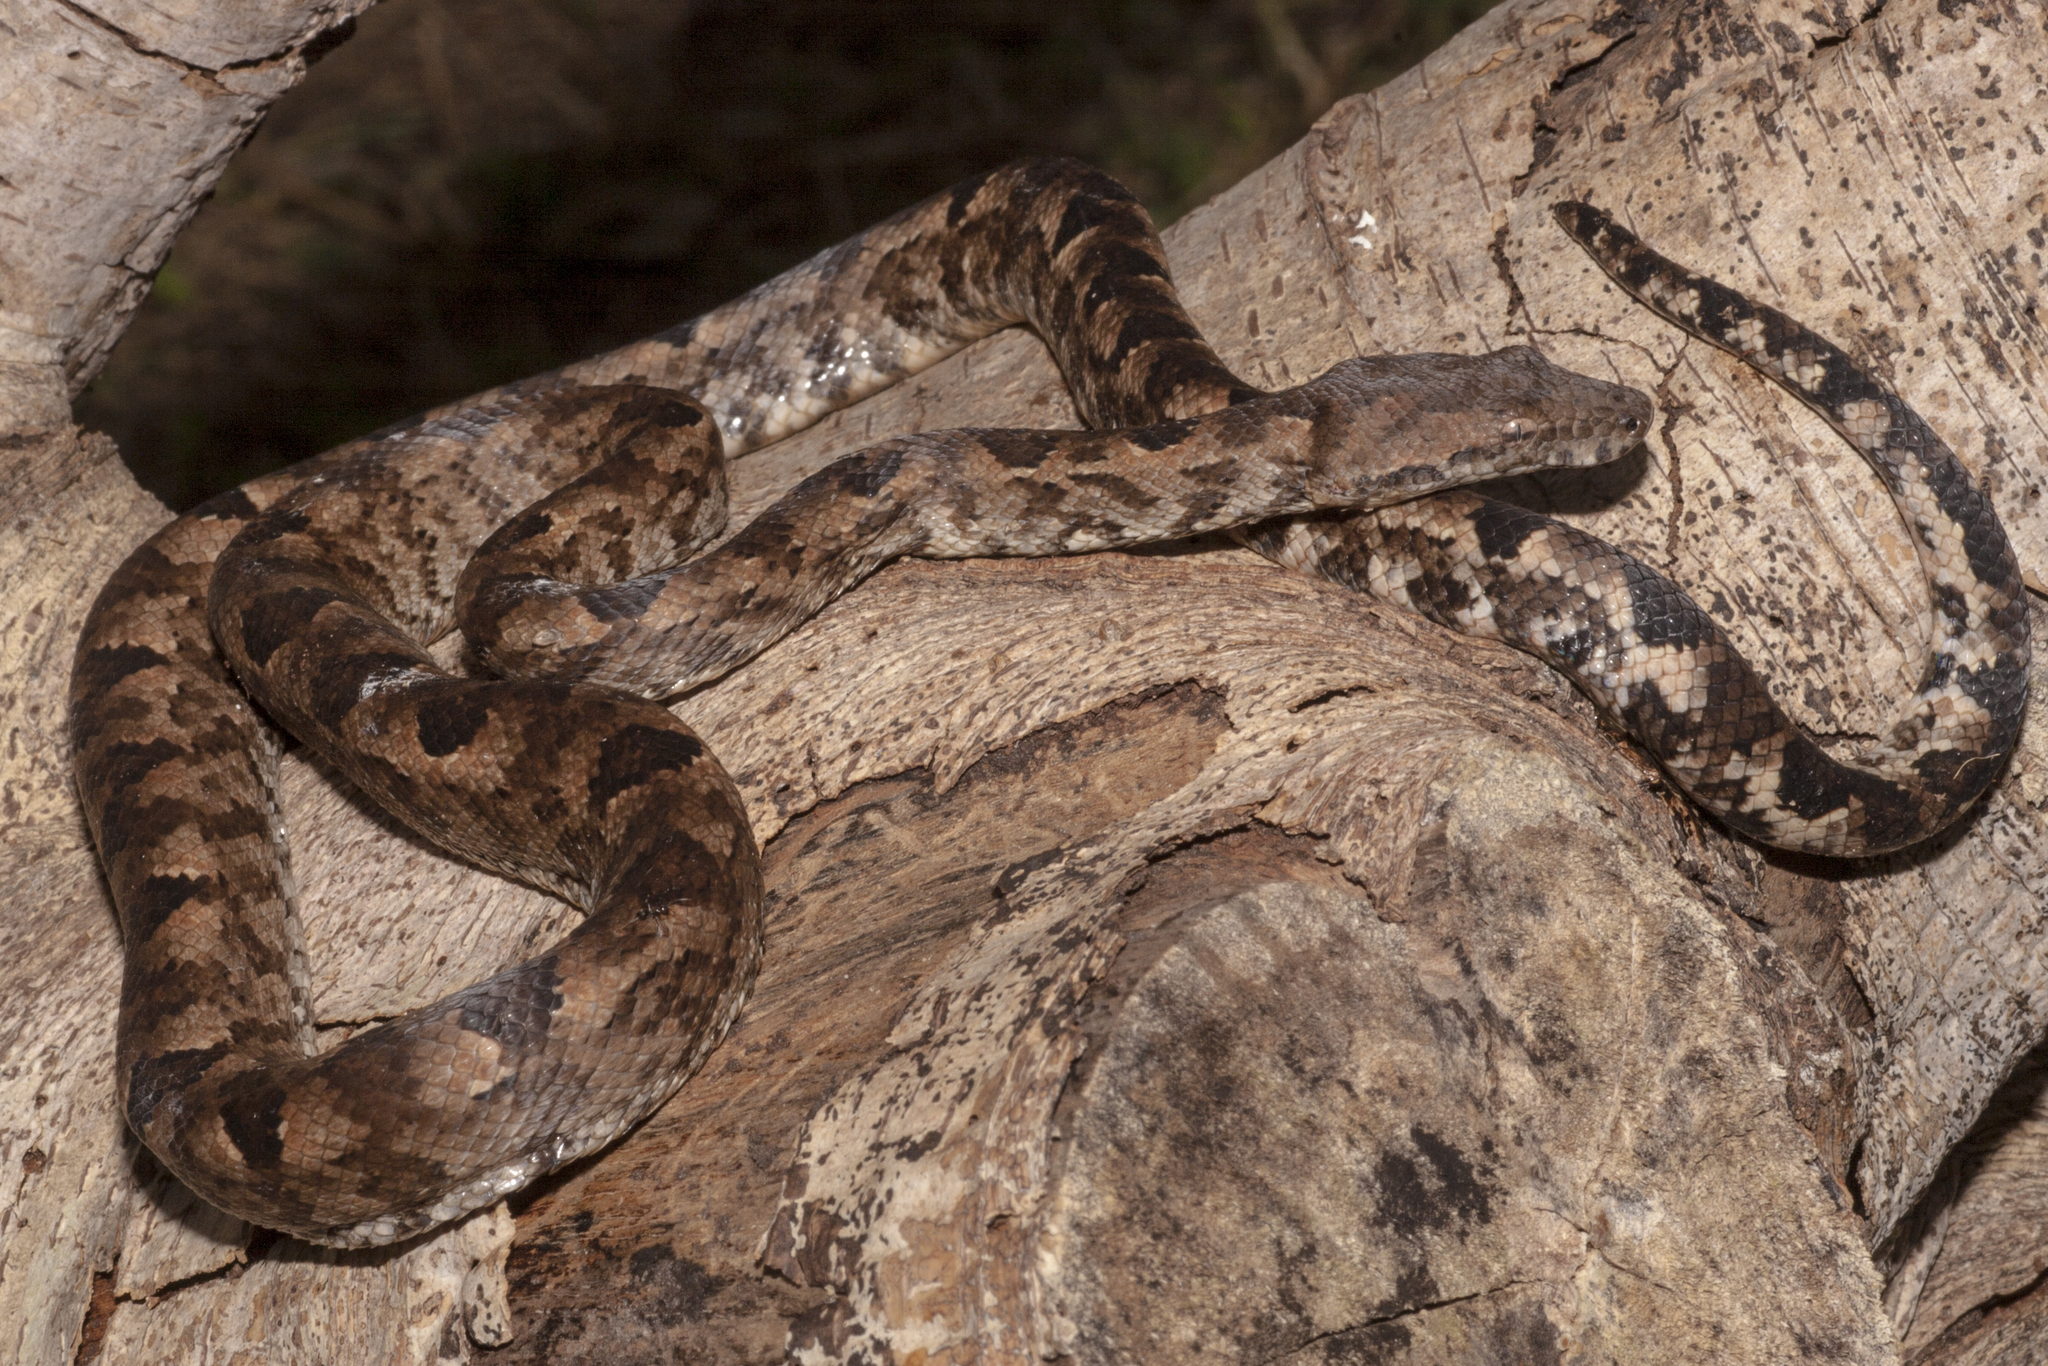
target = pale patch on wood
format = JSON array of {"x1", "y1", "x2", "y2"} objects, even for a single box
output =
[{"x1": 94, "y1": 1200, "x2": 514, "y2": 1364}]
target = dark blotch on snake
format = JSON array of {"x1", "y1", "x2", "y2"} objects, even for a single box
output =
[
  {"x1": 231, "y1": 507, "x2": 312, "y2": 546},
  {"x1": 196, "y1": 487, "x2": 263, "y2": 523},
  {"x1": 981, "y1": 430, "x2": 1068, "y2": 470},
  {"x1": 1049, "y1": 174, "x2": 1141, "y2": 257},
  {"x1": 236, "y1": 584, "x2": 344, "y2": 669},
  {"x1": 1470, "y1": 498, "x2": 1542, "y2": 565},
  {"x1": 126, "y1": 872, "x2": 214, "y2": 939},
  {"x1": 944, "y1": 168, "x2": 993, "y2": 228},
  {"x1": 83, "y1": 740, "x2": 188, "y2": 841},
  {"x1": 1079, "y1": 241, "x2": 1170, "y2": 311},
  {"x1": 220, "y1": 1083, "x2": 291, "y2": 1170},
  {"x1": 75, "y1": 641, "x2": 173, "y2": 695},
  {"x1": 126, "y1": 1046, "x2": 231, "y2": 1126},
  {"x1": 492, "y1": 511, "x2": 555, "y2": 550},
  {"x1": 415, "y1": 688, "x2": 496, "y2": 759},
  {"x1": 1128, "y1": 417, "x2": 1201, "y2": 453},
  {"x1": 1068, "y1": 470, "x2": 1162, "y2": 510},
  {"x1": 1624, "y1": 568, "x2": 1716, "y2": 651},
  {"x1": 455, "y1": 963, "x2": 566, "y2": 1053},
  {"x1": 833, "y1": 443, "x2": 910, "y2": 498},
  {"x1": 590, "y1": 723, "x2": 706, "y2": 808},
  {"x1": 311, "y1": 650, "x2": 426, "y2": 724},
  {"x1": 1549, "y1": 626, "x2": 1597, "y2": 669},
  {"x1": 615, "y1": 391, "x2": 705, "y2": 429},
  {"x1": 1106, "y1": 305, "x2": 1204, "y2": 368}
]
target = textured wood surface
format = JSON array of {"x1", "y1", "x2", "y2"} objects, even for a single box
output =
[
  {"x1": 0, "y1": 0, "x2": 372, "y2": 402},
  {"x1": 2, "y1": 0, "x2": 2045, "y2": 1361}
]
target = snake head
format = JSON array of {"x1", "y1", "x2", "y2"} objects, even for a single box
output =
[{"x1": 1299, "y1": 349, "x2": 1651, "y2": 508}]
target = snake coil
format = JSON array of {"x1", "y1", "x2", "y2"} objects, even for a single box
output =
[{"x1": 71, "y1": 162, "x2": 2025, "y2": 1244}]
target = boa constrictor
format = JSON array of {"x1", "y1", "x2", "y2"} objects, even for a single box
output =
[{"x1": 70, "y1": 159, "x2": 2028, "y2": 1246}]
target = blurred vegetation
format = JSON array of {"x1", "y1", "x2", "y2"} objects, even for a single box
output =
[{"x1": 76, "y1": 0, "x2": 1504, "y2": 511}]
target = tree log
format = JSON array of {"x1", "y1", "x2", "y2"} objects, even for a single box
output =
[{"x1": 2, "y1": 0, "x2": 2045, "y2": 1362}]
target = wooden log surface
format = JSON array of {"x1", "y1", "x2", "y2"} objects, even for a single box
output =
[{"x1": 2, "y1": 0, "x2": 2045, "y2": 1361}]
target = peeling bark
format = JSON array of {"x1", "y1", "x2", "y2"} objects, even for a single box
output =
[{"x1": 3, "y1": 0, "x2": 2046, "y2": 1362}]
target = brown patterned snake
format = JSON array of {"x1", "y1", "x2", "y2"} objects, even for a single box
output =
[{"x1": 70, "y1": 160, "x2": 2027, "y2": 1246}]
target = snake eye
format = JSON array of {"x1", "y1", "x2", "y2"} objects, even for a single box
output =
[
  {"x1": 1621, "y1": 414, "x2": 1643, "y2": 435},
  {"x1": 1503, "y1": 419, "x2": 1527, "y2": 442}
]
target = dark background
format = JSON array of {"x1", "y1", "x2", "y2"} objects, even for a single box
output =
[{"x1": 76, "y1": 0, "x2": 1502, "y2": 511}]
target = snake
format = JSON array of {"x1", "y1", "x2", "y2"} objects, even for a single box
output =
[{"x1": 69, "y1": 159, "x2": 2028, "y2": 1247}]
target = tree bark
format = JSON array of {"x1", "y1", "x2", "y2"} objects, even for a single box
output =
[{"x1": 3, "y1": 0, "x2": 2045, "y2": 1362}]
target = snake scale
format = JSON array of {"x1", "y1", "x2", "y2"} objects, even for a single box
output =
[{"x1": 70, "y1": 159, "x2": 2029, "y2": 1246}]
